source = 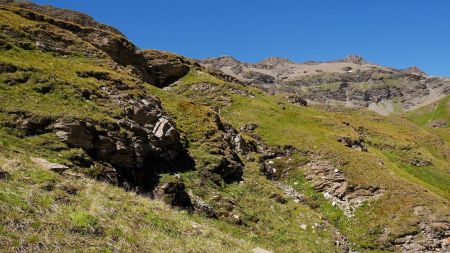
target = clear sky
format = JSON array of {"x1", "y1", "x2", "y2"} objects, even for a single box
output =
[{"x1": 31, "y1": 0, "x2": 450, "y2": 76}]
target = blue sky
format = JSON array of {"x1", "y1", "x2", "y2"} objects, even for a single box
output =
[{"x1": 32, "y1": 0, "x2": 450, "y2": 76}]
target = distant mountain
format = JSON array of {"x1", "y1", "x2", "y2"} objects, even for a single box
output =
[{"x1": 199, "y1": 55, "x2": 450, "y2": 115}]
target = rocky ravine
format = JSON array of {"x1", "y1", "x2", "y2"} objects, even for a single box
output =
[{"x1": 199, "y1": 55, "x2": 450, "y2": 115}]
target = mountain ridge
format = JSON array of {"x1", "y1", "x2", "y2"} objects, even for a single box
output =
[{"x1": 199, "y1": 54, "x2": 449, "y2": 115}]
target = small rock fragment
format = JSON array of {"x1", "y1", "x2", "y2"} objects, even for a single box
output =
[
  {"x1": 31, "y1": 157, "x2": 68, "y2": 173},
  {"x1": 252, "y1": 247, "x2": 273, "y2": 253}
]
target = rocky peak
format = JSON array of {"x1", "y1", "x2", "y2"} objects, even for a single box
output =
[
  {"x1": 198, "y1": 52, "x2": 449, "y2": 114},
  {"x1": 342, "y1": 54, "x2": 365, "y2": 64},
  {"x1": 202, "y1": 55, "x2": 241, "y2": 67},
  {"x1": 257, "y1": 57, "x2": 293, "y2": 66},
  {"x1": 1, "y1": 0, "x2": 124, "y2": 36},
  {"x1": 0, "y1": 1, "x2": 190, "y2": 87},
  {"x1": 403, "y1": 66, "x2": 426, "y2": 76}
]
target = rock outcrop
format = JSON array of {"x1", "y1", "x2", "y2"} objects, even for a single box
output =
[
  {"x1": 31, "y1": 157, "x2": 68, "y2": 173},
  {"x1": 141, "y1": 50, "x2": 191, "y2": 87},
  {"x1": 154, "y1": 176, "x2": 194, "y2": 210},
  {"x1": 52, "y1": 97, "x2": 193, "y2": 191},
  {"x1": 284, "y1": 94, "x2": 308, "y2": 106},
  {"x1": 223, "y1": 123, "x2": 257, "y2": 155},
  {"x1": 337, "y1": 136, "x2": 368, "y2": 152},
  {"x1": 304, "y1": 157, "x2": 384, "y2": 216},
  {"x1": 428, "y1": 119, "x2": 448, "y2": 128},
  {"x1": 0, "y1": 1, "x2": 190, "y2": 87},
  {"x1": 0, "y1": 166, "x2": 9, "y2": 180},
  {"x1": 393, "y1": 206, "x2": 450, "y2": 252}
]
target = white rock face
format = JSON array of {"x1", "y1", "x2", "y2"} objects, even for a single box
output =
[{"x1": 153, "y1": 117, "x2": 178, "y2": 145}]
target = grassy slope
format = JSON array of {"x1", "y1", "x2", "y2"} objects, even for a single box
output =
[
  {"x1": 0, "y1": 52, "x2": 345, "y2": 253},
  {"x1": 0, "y1": 149, "x2": 254, "y2": 253},
  {"x1": 148, "y1": 86, "x2": 345, "y2": 253},
  {"x1": 406, "y1": 95, "x2": 450, "y2": 143},
  {"x1": 406, "y1": 95, "x2": 449, "y2": 126},
  {"x1": 0, "y1": 7, "x2": 343, "y2": 253},
  {"x1": 167, "y1": 70, "x2": 450, "y2": 250},
  {"x1": 0, "y1": 5, "x2": 448, "y2": 253},
  {"x1": 0, "y1": 9, "x2": 252, "y2": 253}
]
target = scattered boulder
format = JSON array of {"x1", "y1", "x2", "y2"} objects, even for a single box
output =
[
  {"x1": 177, "y1": 112, "x2": 245, "y2": 185},
  {"x1": 0, "y1": 167, "x2": 10, "y2": 180},
  {"x1": 0, "y1": 40, "x2": 13, "y2": 50},
  {"x1": 252, "y1": 247, "x2": 273, "y2": 253},
  {"x1": 141, "y1": 50, "x2": 190, "y2": 87},
  {"x1": 342, "y1": 66, "x2": 353, "y2": 72},
  {"x1": 337, "y1": 136, "x2": 368, "y2": 152},
  {"x1": 4, "y1": 73, "x2": 30, "y2": 85},
  {"x1": 86, "y1": 162, "x2": 119, "y2": 185},
  {"x1": 209, "y1": 155, "x2": 244, "y2": 184},
  {"x1": 31, "y1": 157, "x2": 69, "y2": 173},
  {"x1": 240, "y1": 123, "x2": 258, "y2": 132},
  {"x1": 258, "y1": 145, "x2": 298, "y2": 180},
  {"x1": 154, "y1": 177, "x2": 193, "y2": 210},
  {"x1": 285, "y1": 94, "x2": 308, "y2": 106},
  {"x1": 243, "y1": 71, "x2": 275, "y2": 83},
  {"x1": 269, "y1": 192, "x2": 288, "y2": 204},
  {"x1": 76, "y1": 70, "x2": 110, "y2": 80},
  {"x1": 152, "y1": 117, "x2": 179, "y2": 147},
  {"x1": 33, "y1": 82, "x2": 54, "y2": 94},
  {"x1": 187, "y1": 191, "x2": 218, "y2": 218},
  {"x1": 273, "y1": 181, "x2": 304, "y2": 204},
  {"x1": 428, "y1": 119, "x2": 448, "y2": 128},
  {"x1": 409, "y1": 157, "x2": 432, "y2": 167},
  {"x1": 127, "y1": 99, "x2": 162, "y2": 126},
  {"x1": 0, "y1": 62, "x2": 18, "y2": 73},
  {"x1": 394, "y1": 207, "x2": 450, "y2": 253}
]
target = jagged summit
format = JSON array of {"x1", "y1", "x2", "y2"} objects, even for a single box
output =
[
  {"x1": 200, "y1": 53, "x2": 449, "y2": 115},
  {"x1": 204, "y1": 55, "x2": 241, "y2": 67},
  {"x1": 257, "y1": 57, "x2": 294, "y2": 66},
  {"x1": 341, "y1": 54, "x2": 365, "y2": 64},
  {"x1": 403, "y1": 66, "x2": 427, "y2": 76},
  {"x1": 0, "y1": 0, "x2": 124, "y2": 36}
]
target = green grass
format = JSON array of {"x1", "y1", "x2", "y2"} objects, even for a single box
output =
[
  {"x1": 148, "y1": 83, "x2": 348, "y2": 252},
  {"x1": 0, "y1": 150, "x2": 256, "y2": 253},
  {"x1": 407, "y1": 95, "x2": 449, "y2": 127},
  {"x1": 167, "y1": 70, "x2": 450, "y2": 251},
  {"x1": 0, "y1": 4, "x2": 449, "y2": 252}
]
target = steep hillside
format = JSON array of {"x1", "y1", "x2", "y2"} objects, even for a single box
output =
[
  {"x1": 406, "y1": 95, "x2": 450, "y2": 144},
  {"x1": 407, "y1": 95, "x2": 449, "y2": 128},
  {"x1": 200, "y1": 56, "x2": 450, "y2": 115},
  {"x1": 0, "y1": 1, "x2": 449, "y2": 253},
  {"x1": 164, "y1": 70, "x2": 450, "y2": 252}
]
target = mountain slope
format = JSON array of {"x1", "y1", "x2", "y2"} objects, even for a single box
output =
[
  {"x1": 200, "y1": 56, "x2": 450, "y2": 115},
  {"x1": 0, "y1": 1, "x2": 449, "y2": 253},
  {"x1": 165, "y1": 70, "x2": 450, "y2": 252}
]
